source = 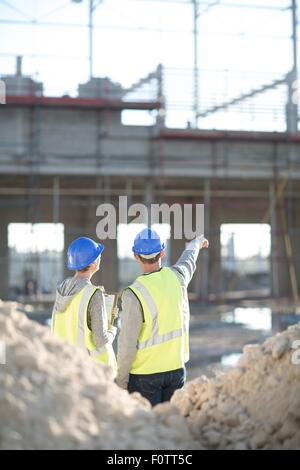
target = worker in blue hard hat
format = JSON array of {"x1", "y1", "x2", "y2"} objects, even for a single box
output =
[
  {"x1": 51, "y1": 236, "x2": 117, "y2": 371},
  {"x1": 116, "y1": 227, "x2": 209, "y2": 406}
]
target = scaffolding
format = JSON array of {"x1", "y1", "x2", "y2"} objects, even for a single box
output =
[
  {"x1": 0, "y1": 0, "x2": 298, "y2": 131},
  {"x1": 0, "y1": 0, "x2": 300, "y2": 305}
]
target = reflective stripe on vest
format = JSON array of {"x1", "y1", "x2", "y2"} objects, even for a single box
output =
[
  {"x1": 131, "y1": 279, "x2": 184, "y2": 350},
  {"x1": 76, "y1": 284, "x2": 106, "y2": 355}
]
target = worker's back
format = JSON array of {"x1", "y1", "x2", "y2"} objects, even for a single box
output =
[
  {"x1": 51, "y1": 275, "x2": 117, "y2": 369},
  {"x1": 116, "y1": 230, "x2": 208, "y2": 405},
  {"x1": 128, "y1": 266, "x2": 186, "y2": 375}
]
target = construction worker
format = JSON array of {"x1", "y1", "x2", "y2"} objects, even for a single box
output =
[
  {"x1": 51, "y1": 237, "x2": 117, "y2": 372},
  {"x1": 116, "y1": 227, "x2": 209, "y2": 406}
]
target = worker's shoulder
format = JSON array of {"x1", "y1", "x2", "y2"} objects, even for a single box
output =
[
  {"x1": 88, "y1": 284, "x2": 105, "y2": 301},
  {"x1": 169, "y1": 265, "x2": 186, "y2": 287},
  {"x1": 121, "y1": 286, "x2": 143, "y2": 307},
  {"x1": 89, "y1": 284, "x2": 105, "y2": 292},
  {"x1": 120, "y1": 287, "x2": 144, "y2": 320},
  {"x1": 121, "y1": 286, "x2": 135, "y2": 299}
]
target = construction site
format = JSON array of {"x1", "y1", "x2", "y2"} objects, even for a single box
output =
[{"x1": 1, "y1": 0, "x2": 300, "y2": 452}]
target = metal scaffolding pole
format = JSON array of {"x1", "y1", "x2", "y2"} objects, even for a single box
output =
[
  {"x1": 203, "y1": 179, "x2": 210, "y2": 297},
  {"x1": 52, "y1": 177, "x2": 60, "y2": 224},
  {"x1": 89, "y1": 0, "x2": 93, "y2": 79},
  {"x1": 292, "y1": 0, "x2": 298, "y2": 73},
  {"x1": 287, "y1": 0, "x2": 298, "y2": 132},
  {"x1": 192, "y1": 0, "x2": 199, "y2": 128},
  {"x1": 72, "y1": 0, "x2": 102, "y2": 78},
  {"x1": 269, "y1": 182, "x2": 279, "y2": 298}
]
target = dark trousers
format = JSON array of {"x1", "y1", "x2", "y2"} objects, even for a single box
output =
[{"x1": 128, "y1": 367, "x2": 186, "y2": 407}]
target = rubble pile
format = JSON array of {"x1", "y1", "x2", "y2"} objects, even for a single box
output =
[
  {"x1": 171, "y1": 323, "x2": 300, "y2": 450},
  {"x1": 0, "y1": 302, "x2": 197, "y2": 450},
  {"x1": 1, "y1": 300, "x2": 299, "y2": 450}
]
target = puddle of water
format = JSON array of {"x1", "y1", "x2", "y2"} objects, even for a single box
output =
[
  {"x1": 279, "y1": 313, "x2": 300, "y2": 327},
  {"x1": 221, "y1": 307, "x2": 272, "y2": 331}
]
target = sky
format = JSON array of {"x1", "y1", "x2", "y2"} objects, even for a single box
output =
[{"x1": 0, "y1": 0, "x2": 295, "y2": 129}]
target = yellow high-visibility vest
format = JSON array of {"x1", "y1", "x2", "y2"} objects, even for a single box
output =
[
  {"x1": 128, "y1": 267, "x2": 189, "y2": 375},
  {"x1": 51, "y1": 284, "x2": 116, "y2": 371}
]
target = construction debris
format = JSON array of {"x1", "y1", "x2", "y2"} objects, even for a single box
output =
[
  {"x1": 0, "y1": 302, "x2": 198, "y2": 450},
  {"x1": 171, "y1": 322, "x2": 300, "y2": 450}
]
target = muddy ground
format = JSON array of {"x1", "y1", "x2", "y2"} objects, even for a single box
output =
[{"x1": 20, "y1": 298, "x2": 300, "y2": 382}]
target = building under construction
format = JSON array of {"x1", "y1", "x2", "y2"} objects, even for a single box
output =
[
  {"x1": 1, "y1": 0, "x2": 300, "y2": 453},
  {"x1": 0, "y1": 0, "x2": 300, "y2": 306}
]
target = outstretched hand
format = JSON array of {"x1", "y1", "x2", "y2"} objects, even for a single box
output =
[{"x1": 201, "y1": 238, "x2": 209, "y2": 249}]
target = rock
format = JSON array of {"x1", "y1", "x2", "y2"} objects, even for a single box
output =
[
  {"x1": 234, "y1": 441, "x2": 248, "y2": 450},
  {"x1": 223, "y1": 414, "x2": 240, "y2": 427},
  {"x1": 250, "y1": 430, "x2": 268, "y2": 449},
  {"x1": 171, "y1": 390, "x2": 193, "y2": 416},
  {"x1": 172, "y1": 327, "x2": 300, "y2": 450},
  {"x1": 277, "y1": 421, "x2": 299, "y2": 441},
  {"x1": 154, "y1": 402, "x2": 178, "y2": 417},
  {"x1": 203, "y1": 430, "x2": 221, "y2": 448},
  {"x1": 272, "y1": 336, "x2": 289, "y2": 359}
]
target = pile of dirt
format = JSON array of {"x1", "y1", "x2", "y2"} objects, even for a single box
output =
[
  {"x1": 2, "y1": 300, "x2": 300, "y2": 450},
  {"x1": 0, "y1": 302, "x2": 198, "y2": 450},
  {"x1": 171, "y1": 322, "x2": 300, "y2": 449}
]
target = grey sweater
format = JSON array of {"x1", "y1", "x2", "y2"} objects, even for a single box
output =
[
  {"x1": 116, "y1": 236, "x2": 203, "y2": 389},
  {"x1": 53, "y1": 276, "x2": 116, "y2": 349}
]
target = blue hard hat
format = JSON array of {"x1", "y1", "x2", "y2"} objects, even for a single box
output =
[
  {"x1": 132, "y1": 228, "x2": 165, "y2": 255},
  {"x1": 67, "y1": 237, "x2": 104, "y2": 270}
]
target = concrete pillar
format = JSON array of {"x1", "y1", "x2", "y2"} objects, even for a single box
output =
[
  {"x1": 63, "y1": 225, "x2": 76, "y2": 280},
  {"x1": 208, "y1": 200, "x2": 222, "y2": 297},
  {"x1": 144, "y1": 180, "x2": 154, "y2": 225},
  {"x1": 169, "y1": 199, "x2": 208, "y2": 298},
  {"x1": 169, "y1": 204, "x2": 185, "y2": 267},
  {"x1": 170, "y1": 237, "x2": 186, "y2": 266},
  {"x1": 63, "y1": 223, "x2": 119, "y2": 293},
  {"x1": 269, "y1": 183, "x2": 280, "y2": 298},
  {"x1": 62, "y1": 198, "x2": 89, "y2": 280},
  {"x1": 273, "y1": 201, "x2": 293, "y2": 298},
  {"x1": 291, "y1": 198, "x2": 300, "y2": 301},
  {"x1": 191, "y1": 238, "x2": 210, "y2": 299},
  {"x1": 78, "y1": 196, "x2": 119, "y2": 292},
  {"x1": 0, "y1": 222, "x2": 9, "y2": 300},
  {"x1": 198, "y1": 180, "x2": 210, "y2": 299},
  {"x1": 98, "y1": 237, "x2": 119, "y2": 293},
  {"x1": 170, "y1": 235, "x2": 207, "y2": 297}
]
